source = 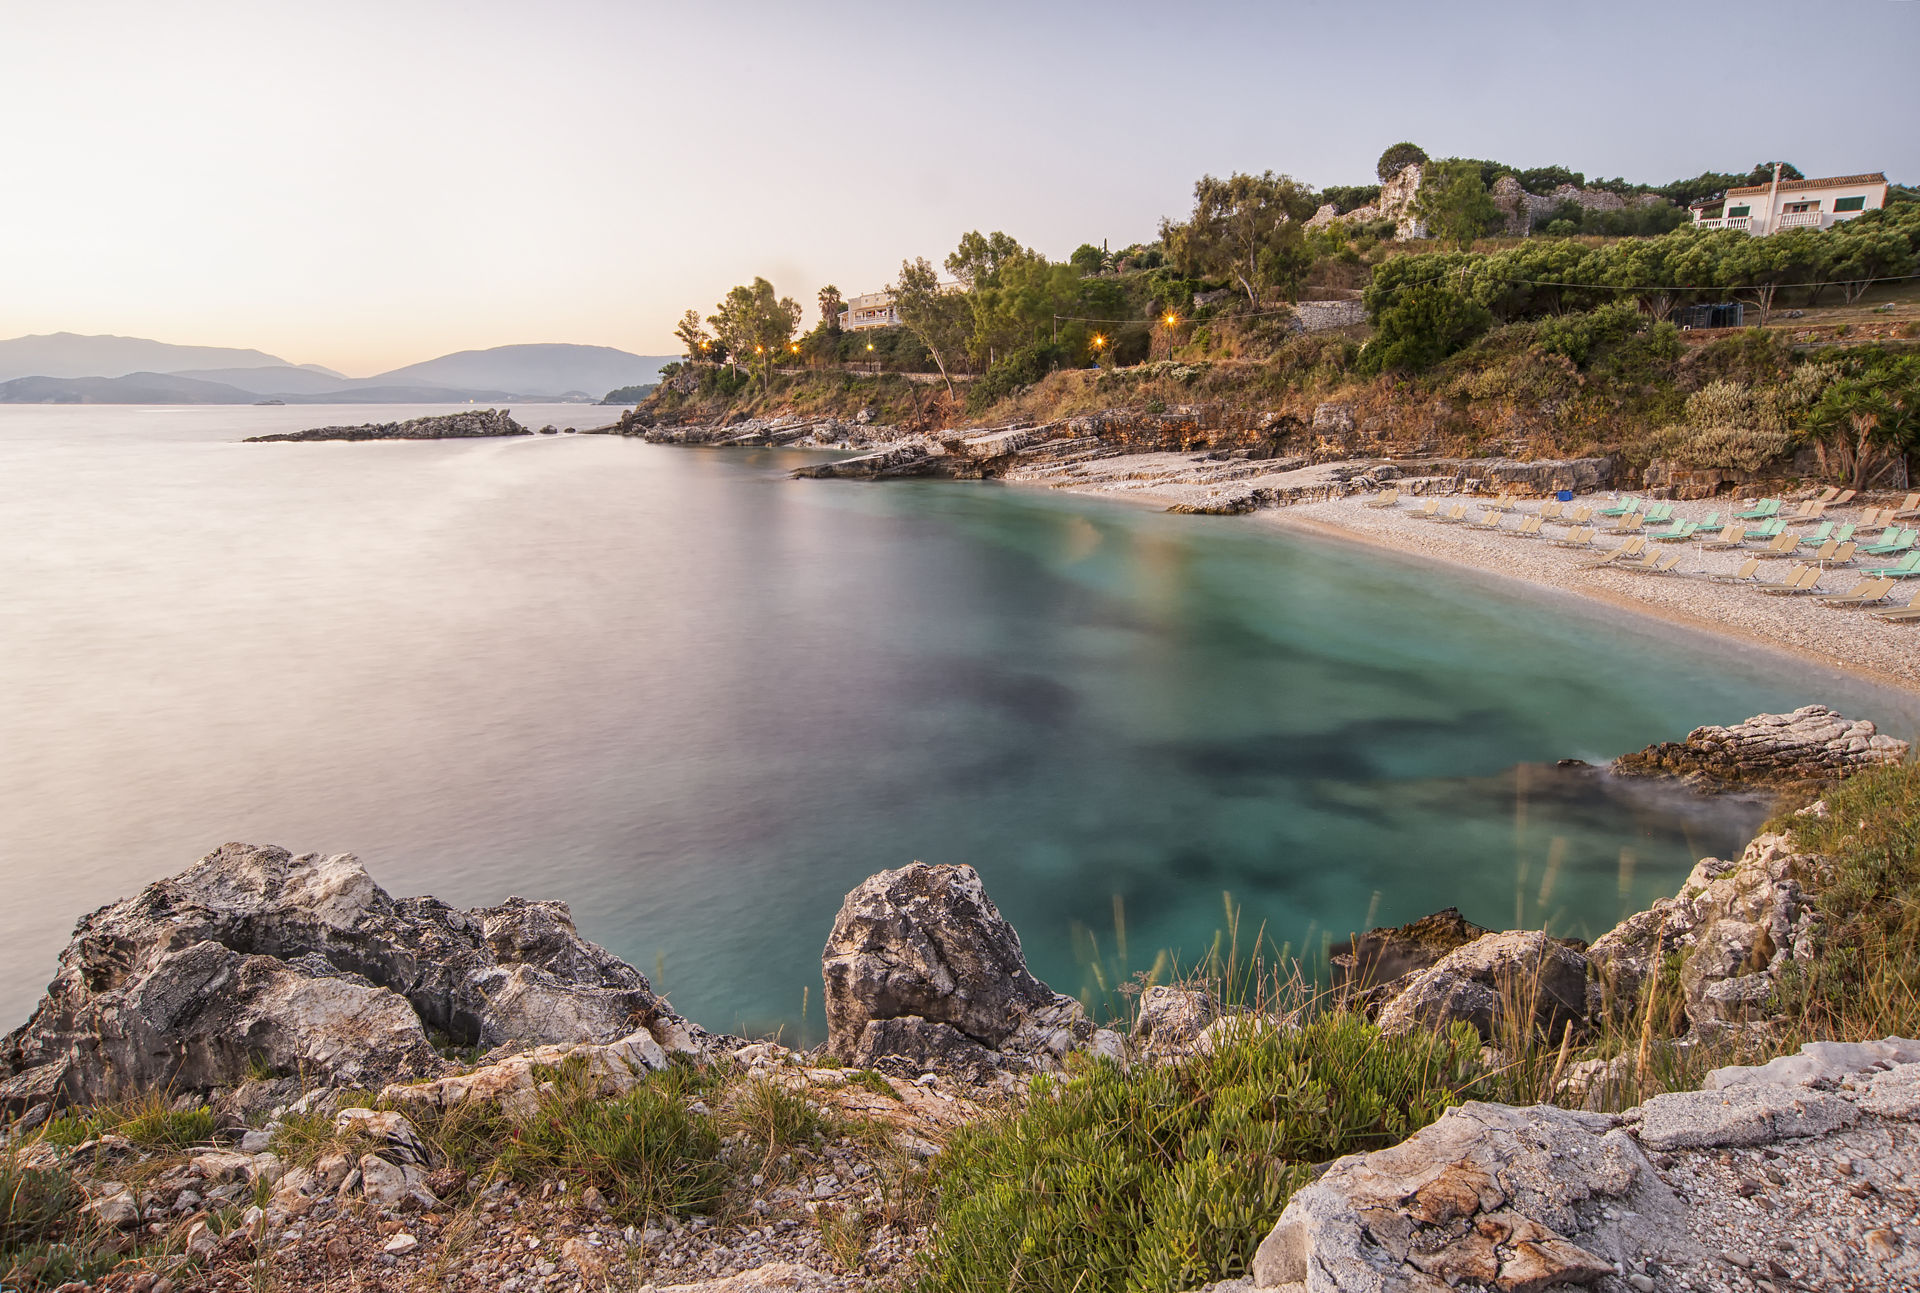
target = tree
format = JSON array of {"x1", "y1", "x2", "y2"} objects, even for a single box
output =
[
  {"x1": 818, "y1": 285, "x2": 844, "y2": 333},
  {"x1": 1413, "y1": 161, "x2": 1501, "y2": 251},
  {"x1": 1377, "y1": 142, "x2": 1428, "y2": 183},
  {"x1": 1164, "y1": 171, "x2": 1315, "y2": 308},
  {"x1": 893, "y1": 257, "x2": 973, "y2": 398},
  {"x1": 1808, "y1": 355, "x2": 1920, "y2": 490},
  {"x1": 1721, "y1": 229, "x2": 1823, "y2": 325},
  {"x1": 945, "y1": 230, "x2": 1026, "y2": 290},
  {"x1": 1069, "y1": 243, "x2": 1107, "y2": 275},
  {"x1": 1827, "y1": 225, "x2": 1915, "y2": 305},
  {"x1": 708, "y1": 277, "x2": 802, "y2": 387},
  {"x1": 673, "y1": 309, "x2": 712, "y2": 363},
  {"x1": 1260, "y1": 221, "x2": 1313, "y2": 304},
  {"x1": 1360, "y1": 277, "x2": 1492, "y2": 373}
]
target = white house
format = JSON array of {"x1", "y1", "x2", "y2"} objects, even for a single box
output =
[
  {"x1": 1690, "y1": 169, "x2": 1889, "y2": 235},
  {"x1": 840, "y1": 290, "x2": 902, "y2": 332}
]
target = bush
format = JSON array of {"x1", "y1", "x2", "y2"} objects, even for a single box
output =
[
  {"x1": 1, "y1": 1157, "x2": 114, "y2": 1291},
  {"x1": 1360, "y1": 281, "x2": 1492, "y2": 374},
  {"x1": 1769, "y1": 762, "x2": 1920, "y2": 1038},
  {"x1": 1531, "y1": 302, "x2": 1643, "y2": 366},
  {"x1": 971, "y1": 342, "x2": 1066, "y2": 409},
  {"x1": 913, "y1": 1012, "x2": 1483, "y2": 1293},
  {"x1": 1655, "y1": 422, "x2": 1794, "y2": 473}
]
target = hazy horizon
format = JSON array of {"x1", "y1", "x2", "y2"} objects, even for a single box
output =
[{"x1": 7, "y1": 0, "x2": 1916, "y2": 375}]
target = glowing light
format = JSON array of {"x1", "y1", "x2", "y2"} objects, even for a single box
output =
[
  {"x1": 1164, "y1": 314, "x2": 1178, "y2": 327},
  {"x1": 1091, "y1": 334, "x2": 1107, "y2": 349}
]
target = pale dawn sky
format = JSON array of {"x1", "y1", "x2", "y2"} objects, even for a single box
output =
[{"x1": 5, "y1": 0, "x2": 1916, "y2": 376}]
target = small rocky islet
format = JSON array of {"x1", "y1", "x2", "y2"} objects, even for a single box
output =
[{"x1": 1, "y1": 707, "x2": 1914, "y2": 1292}]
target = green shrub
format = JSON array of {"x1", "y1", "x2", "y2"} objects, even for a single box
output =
[
  {"x1": 1655, "y1": 422, "x2": 1794, "y2": 472},
  {"x1": 971, "y1": 343, "x2": 1066, "y2": 409},
  {"x1": 914, "y1": 1012, "x2": 1483, "y2": 1293},
  {"x1": 1359, "y1": 281, "x2": 1492, "y2": 374},
  {"x1": 1768, "y1": 762, "x2": 1920, "y2": 1037},
  {"x1": 1, "y1": 1157, "x2": 117, "y2": 1291},
  {"x1": 493, "y1": 1059, "x2": 727, "y2": 1222}
]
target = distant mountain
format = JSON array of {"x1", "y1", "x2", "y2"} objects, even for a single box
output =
[
  {"x1": 0, "y1": 333, "x2": 343, "y2": 382},
  {"x1": 366, "y1": 344, "x2": 672, "y2": 399},
  {"x1": 167, "y1": 366, "x2": 357, "y2": 395},
  {"x1": 0, "y1": 372, "x2": 260, "y2": 404}
]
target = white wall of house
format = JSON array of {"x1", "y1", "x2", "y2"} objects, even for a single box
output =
[{"x1": 1692, "y1": 173, "x2": 1888, "y2": 235}]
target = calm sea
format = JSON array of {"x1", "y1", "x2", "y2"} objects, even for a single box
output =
[{"x1": 3, "y1": 405, "x2": 1914, "y2": 1041}]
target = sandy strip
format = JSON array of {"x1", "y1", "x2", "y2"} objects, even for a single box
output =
[{"x1": 1255, "y1": 494, "x2": 1920, "y2": 693}]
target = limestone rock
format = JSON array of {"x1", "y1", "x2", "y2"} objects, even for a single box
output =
[
  {"x1": 1613, "y1": 705, "x2": 1908, "y2": 792},
  {"x1": 1251, "y1": 1101, "x2": 1700, "y2": 1291},
  {"x1": 0, "y1": 843, "x2": 693, "y2": 1110},
  {"x1": 634, "y1": 1263, "x2": 840, "y2": 1292},
  {"x1": 1375, "y1": 931, "x2": 1587, "y2": 1042},
  {"x1": 1633, "y1": 1083, "x2": 1860, "y2": 1152},
  {"x1": 849, "y1": 1017, "x2": 1009, "y2": 1083},
  {"x1": 382, "y1": 1027, "x2": 672, "y2": 1119},
  {"x1": 821, "y1": 863, "x2": 1088, "y2": 1074},
  {"x1": 1705, "y1": 1037, "x2": 1920, "y2": 1090},
  {"x1": 1132, "y1": 986, "x2": 1217, "y2": 1056}
]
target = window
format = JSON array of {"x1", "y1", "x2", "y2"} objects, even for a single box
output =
[
  {"x1": 1727, "y1": 205, "x2": 1750, "y2": 218},
  {"x1": 1835, "y1": 196, "x2": 1866, "y2": 212},
  {"x1": 1785, "y1": 201, "x2": 1819, "y2": 214}
]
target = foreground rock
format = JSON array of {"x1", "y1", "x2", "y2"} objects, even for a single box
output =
[
  {"x1": 1330, "y1": 908, "x2": 1493, "y2": 1017},
  {"x1": 1375, "y1": 930, "x2": 1588, "y2": 1043},
  {"x1": 1612, "y1": 704, "x2": 1908, "y2": 793},
  {"x1": 821, "y1": 862, "x2": 1096, "y2": 1077},
  {"x1": 1226, "y1": 1042, "x2": 1920, "y2": 1293},
  {"x1": 0, "y1": 843, "x2": 696, "y2": 1110},
  {"x1": 243, "y1": 408, "x2": 527, "y2": 442}
]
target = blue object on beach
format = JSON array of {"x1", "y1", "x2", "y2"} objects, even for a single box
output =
[{"x1": 1557, "y1": 490, "x2": 1573, "y2": 502}]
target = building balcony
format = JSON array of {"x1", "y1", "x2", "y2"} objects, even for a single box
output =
[{"x1": 1693, "y1": 216, "x2": 1751, "y2": 232}]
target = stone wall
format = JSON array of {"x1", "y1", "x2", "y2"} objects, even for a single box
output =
[{"x1": 1291, "y1": 301, "x2": 1367, "y2": 333}]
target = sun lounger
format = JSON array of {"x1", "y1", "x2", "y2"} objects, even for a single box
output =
[
  {"x1": 1411, "y1": 498, "x2": 1443, "y2": 520},
  {"x1": 1812, "y1": 486, "x2": 1840, "y2": 504},
  {"x1": 1509, "y1": 516, "x2": 1544, "y2": 538},
  {"x1": 1548, "y1": 526, "x2": 1596, "y2": 549},
  {"x1": 1751, "y1": 564, "x2": 1817, "y2": 593},
  {"x1": 1741, "y1": 519, "x2": 1787, "y2": 543},
  {"x1": 1700, "y1": 524, "x2": 1747, "y2": 551},
  {"x1": 1822, "y1": 541, "x2": 1857, "y2": 567},
  {"x1": 1627, "y1": 552, "x2": 1684, "y2": 576},
  {"x1": 1871, "y1": 595, "x2": 1920, "y2": 622},
  {"x1": 1598, "y1": 496, "x2": 1641, "y2": 518},
  {"x1": 1364, "y1": 489, "x2": 1400, "y2": 509},
  {"x1": 1434, "y1": 503, "x2": 1471, "y2": 524},
  {"x1": 1566, "y1": 506, "x2": 1594, "y2": 525},
  {"x1": 1578, "y1": 538, "x2": 1646, "y2": 569},
  {"x1": 1890, "y1": 493, "x2": 1920, "y2": 521},
  {"x1": 1483, "y1": 493, "x2": 1519, "y2": 512},
  {"x1": 1860, "y1": 528, "x2": 1917, "y2": 557},
  {"x1": 1471, "y1": 510, "x2": 1504, "y2": 530},
  {"x1": 1643, "y1": 503, "x2": 1675, "y2": 524},
  {"x1": 1760, "y1": 567, "x2": 1827, "y2": 596},
  {"x1": 1537, "y1": 501, "x2": 1564, "y2": 522},
  {"x1": 1762, "y1": 533, "x2": 1802, "y2": 555},
  {"x1": 1705, "y1": 558, "x2": 1762, "y2": 585},
  {"x1": 1611, "y1": 513, "x2": 1645, "y2": 533},
  {"x1": 1785, "y1": 500, "x2": 1828, "y2": 524},
  {"x1": 1796, "y1": 522, "x2": 1835, "y2": 546},
  {"x1": 1864, "y1": 552, "x2": 1920, "y2": 578},
  {"x1": 1832, "y1": 489, "x2": 1856, "y2": 507},
  {"x1": 1650, "y1": 519, "x2": 1692, "y2": 542},
  {"x1": 1860, "y1": 507, "x2": 1894, "y2": 529},
  {"x1": 1735, "y1": 499, "x2": 1781, "y2": 520},
  {"x1": 1818, "y1": 578, "x2": 1897, "y2": 607}
]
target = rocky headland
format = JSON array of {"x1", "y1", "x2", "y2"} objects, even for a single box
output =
[
  {"x1": 1, "y1": 708, "x2": 1913, "y2": 1291},
  {"x1": 243, "y1": 409, "x2": 528, "y2": 442}
]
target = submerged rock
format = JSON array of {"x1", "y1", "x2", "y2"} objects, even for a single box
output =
[
  {"x1": 0, "y1": 843, "x2": 694, "y2": 1110},
  {"x1": 1612, "y1": 705, "x2": 1908, "y2": 793},
  {"x1": 821, "y1": 862, "x2": 1090, "y2": 1074}
]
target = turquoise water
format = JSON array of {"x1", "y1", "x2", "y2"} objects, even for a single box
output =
[{"x1": 2, "y1": 407, "x2": 1914, "y2": 1039}]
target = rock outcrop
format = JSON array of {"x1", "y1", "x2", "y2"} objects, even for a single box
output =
[
  {"x1": 243, "y1": 409, "x2": 527, "y2": 442},
  {"x1": 1330, "y1": 908, "x2": 1492, "y2": 1016},
  {"x1": 821, "y1": 862, "x2": 1091, "y2": 1076},
  {"x1": 1586, "y1": 831, "x2": 1818, "y2": 1033},
  {"x1": 1612, "y1": 705, "x2": 1908, "y2": 792},
  {"x1": 1375, "y1": 931, "x2": 1589, "y2": 1043},
  {"x1": 0, "y1": 843, "x2": 695, "y2": 1110},
  {"x1": 1229, "y1": 1043, "x2": 1920, "y2": 1292}
]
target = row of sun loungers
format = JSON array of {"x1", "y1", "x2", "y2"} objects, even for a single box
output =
[{"x1": 1369, "y1": 488, "x2": 1920, "y2": 621}]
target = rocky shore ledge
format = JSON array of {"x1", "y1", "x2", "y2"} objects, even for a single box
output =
[
  {"x1": 1, "y1": 707, "x2": 1912, "y2": 1291},
  {"x1": 243, "y1": 410, "x2": 528, "y2": 442}
]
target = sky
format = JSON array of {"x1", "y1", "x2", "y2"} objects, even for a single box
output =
[{"x1": 4, "y1": 0, "x2": 1917, "y2": 376}]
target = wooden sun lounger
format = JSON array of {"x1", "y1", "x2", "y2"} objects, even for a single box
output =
[
  {"x1": 1434, "y1": 503, "x2": 1471, "y2": 523},
  {"x1": 1813, "y1": 486, "x2": 1840, "y2": 504},
  {"x1": 1701, "y1": 524, "x2": 1747, "y2": 551},
  {"x1": 1411, "y1": 498, "x2": 1444, "y2": 520},
  {"x1": 1548, "y1": 526, "x2": 1596, "y2": 549},
  {"x1": 1509, "y1": 516, "x2": 1544, "y2": 538},
  {"x1": 1566, "y1": 506, "x2": 1594, "y2": 525},
  {"x1": 1761, "y1": 533, "x2": 1801, "y2": 555},
  {"x1": 1818, "y1": 578, "x2": 1898, "y2": 607},
  {"x1": 1891, "y1": 493, "x2": 1920, "y2": 521},
  {"x1": 1871, "y1": 598, "x2": 1920, "y2": 622},
  {"x1": 1537, "y1": 501, "x2": 1564, "y2": 522},
  {"x1": 1364, "y1": 489, "x2": 1400, "y2": 509},
  {"x1": 1611, "y1": 513, "x2": 1645, "y2": 533},
  {"x1": 1626, "y1": 552, "x2": 1684, "y2": 576},
  {"x1": 1822, "y1": 541, "x2": 1857, "y2": 568},
  {"x1": 1832, "y1": 489, "x2": 1856, "y2": 507}
]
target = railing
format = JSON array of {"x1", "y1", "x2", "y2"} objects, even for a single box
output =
[
  {"x1": 1776, "y1": 212, "x2": 1825, "y2": 229},
  {"x1": 1693, "y1": 216, "x2": 1752, "y2": 232}
]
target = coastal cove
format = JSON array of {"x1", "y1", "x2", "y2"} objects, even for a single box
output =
[{"x1": 4, "y1": 406, "x2": 1917, "y2": 1044}]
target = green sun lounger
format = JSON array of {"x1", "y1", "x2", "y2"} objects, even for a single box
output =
[
  {"x1": 1735, "y1": 499, "x2": 1781, "y2": 520},
  {"x1": 1598, "y1": 496, "x2": 1641, "y2": 518},
  {"x1": 1864, "y1": 552, "x2": 1920, "y2": 579}
]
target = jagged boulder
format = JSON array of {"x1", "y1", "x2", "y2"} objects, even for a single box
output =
[
  {"x1": 1587, "y1": 832, "x2": 1817, "y2": 1032},
  {"x1": 1330, "y1": 908, "x2": 1493, "y2": 1016},
  {"x1": 0, "y1": 843, "x2": 693, "y2": 1110},
  {"x1": 1613, "y1": 705, "x2": 1908, "y2": 792},
  {"x1": 1375, "y1": 931, "x2": 1588, "y2": 1042},
  {"x1": 1132, "y1": 986, "x2": 1217, "y2": 1057},
  {"x1": 822, "y1": 863, "x2": 1089, "y2": 1075}
]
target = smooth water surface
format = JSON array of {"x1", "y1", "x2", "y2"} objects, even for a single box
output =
[{"x1": 3, "y1": 405, "x2": 1915, "y2": 1040}]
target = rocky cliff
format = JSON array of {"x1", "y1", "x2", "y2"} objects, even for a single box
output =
[{"x1": 243, "y1": 409, "x2": 527, "y2": 442}]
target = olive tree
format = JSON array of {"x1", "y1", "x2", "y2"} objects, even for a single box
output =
[
  {"x1": 1162, "y1": 171, "x2": 1316, "y2": 308},
  {"x1": 893, "y1": 257, "x2": 973, "y2": 398}
]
